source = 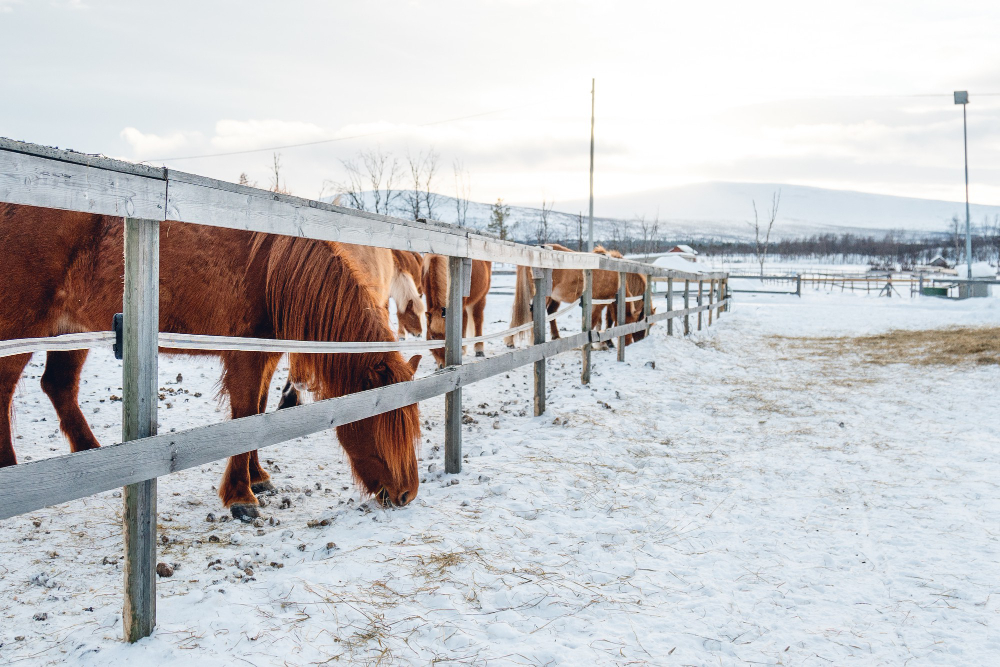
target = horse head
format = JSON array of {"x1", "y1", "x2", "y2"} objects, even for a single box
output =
[{"x1": 336, "y1": 354, "x2": 422, "y2": 507}]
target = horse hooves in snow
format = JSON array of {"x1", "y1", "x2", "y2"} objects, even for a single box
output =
[
  {"x1": 251, "y1": 480, "x2": 276, "y2": 495},
  {"x1": 230, "y1": 503, "x2": 260, "y2": 522},
  {"x1": 475, "y1": 350, "x2": 485, "y2": 358}
]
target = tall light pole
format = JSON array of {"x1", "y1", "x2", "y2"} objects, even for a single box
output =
[
  {"x1": 955, "y1": 90, "x2": 972, "y2": 278},
  {"x1": 588, "y1": 78, "x2": 595, "y2": 252}
]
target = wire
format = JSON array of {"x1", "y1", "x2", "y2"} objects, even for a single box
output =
[{"x1": 143, "y1": 102, "x2": 544, "y2": 163}]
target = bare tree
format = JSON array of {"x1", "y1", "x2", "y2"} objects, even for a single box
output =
[
  {"x1": 269, "y1": 152, "x2": 291, "y2": 194},
  {"x1": 405, "y1": 149, "x2": 441, "y2": 221},
  {"x1": 535, "y1": 198, "x2": 553, "y2": 245},
  {"x1": 577, "y1": 212, "x2": 584, "y2": 251},
  {"x1": 453, "y1": 159, "x2": 471, "y2": 227},
  {"x1": 638, "y1": 212, "x2": 660, "y2": 261},
  {"x1": 950, "y1": 214, "x2": 964, "y2": 263},
  {"x1": 487, "y1": 198, "x2": 512, "y2": 240},
  {"x1": 748, "y1": 190, "x2": 781, "y2": 276},
  {"x1": 338, "y1": 148, "x2": 401, "y2": 216}
]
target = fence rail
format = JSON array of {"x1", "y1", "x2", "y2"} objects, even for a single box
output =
[{"x1": 0, "y1": 137, "x2": 730, "y2": 642}]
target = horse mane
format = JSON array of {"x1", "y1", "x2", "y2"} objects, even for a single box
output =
[
  {"x1": 421, "y1": 254, "x2": 449, "y2": 310},
  {"x1": 250, "y1": 234, "x2": 420, "y2": 487},
  {"x1": 593, "y1": 245, "x2": 609, "y2": 255}
]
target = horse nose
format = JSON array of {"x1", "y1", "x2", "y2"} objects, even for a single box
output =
[{"x1": 397, "y1": 490, "x2": 412, "y2": 506}]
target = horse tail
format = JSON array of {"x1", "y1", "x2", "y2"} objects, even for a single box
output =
[{"x1": 505, "y1": 264, "x2": 535, "y2": 347}]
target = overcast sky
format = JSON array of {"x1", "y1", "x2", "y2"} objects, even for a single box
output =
[{"x1": 2, "y1": 0, "x2": 1000, "y2": 215}]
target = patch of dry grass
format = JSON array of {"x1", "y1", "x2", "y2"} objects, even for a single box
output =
[{"x1": 780, "y1": 326, "x2": 1000, "y2": 367}]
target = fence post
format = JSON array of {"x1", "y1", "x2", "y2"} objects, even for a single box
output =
[
  {"x1": 616, "y1": 271, "x2": 626, "y2": 362},
  {"x1": 533, "y1": 269, "x2": 550, "y2": 416},
  {"x1": 666, "y1": 277, "x2": 674, "y2": 336},
  {"x1": 796, "y1": 274, "x2": 802, "y2": 297},
  {"x1": 697, "y1": 281, "x2": 703, "y2": 331},
  {"x1": 444, "y1": 256, "x2": 464, "y2": 474},
  {"x1": 918, "y1": 274, "x2": 924, "y2": 296},
  {"x1": 581, "y1": 269, "x2": 592, "y2": 384},
  {"x1": 683, "y1": 280, "x2": 690, "y2": 335},
  {"x1": 122, "y1": 217, "x2": 159, "y2": 643},
  {"x1": 708, "y1": 279, "x2": 714, "y2": 326},
  {"x1": 642, "y1": 273, "x2": 653, "y2": 337}
]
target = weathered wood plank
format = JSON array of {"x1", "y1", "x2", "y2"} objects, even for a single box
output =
[
  {"x1": 0, "y1": 146, "x2": 166, "y2": 220},
  {"x1": 684, "y1": 281, "x2": 691, "y2": 335},
  {"x1": 617, "y1": 272, "x2": 627, "y2": 362},
  {"x1": 444, "y1": 256, "x2": 464, "y2": 474},
  {"x1": 666, "y1": 278, "x2": 674, "y2": 336},
  {"x1": 121, "y1": 217, "x2": 159, "y2": 643},
  {"x1": 533, "y1": 269, "x2": 550, "y2": 416},
  {"x1": 581, "y1": 269, "x2": 592, "y2": 385}
]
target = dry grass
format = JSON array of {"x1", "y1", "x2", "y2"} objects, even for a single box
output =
[{"x1": 780, "y1": 326, "x2": 1000, "y2": 367}]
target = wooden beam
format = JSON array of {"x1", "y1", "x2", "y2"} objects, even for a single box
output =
[
  {"x1": 0, "y1": 143, "x2": 166, "y2": 220},
  {"x1": 581, "y1": 269, "x2": 592, "y2": 385},
  {"x1": 617, "y1": 272, "x2": 627, "y2": 362},
  {"x1": 642, "y1": 275, "x2": 652, "y2": 338},
  {"x1": 444, "y1": 256, "x2": 464, "y2": 474},
  {"x1": 121, "y1": 217, "x2": 159, "y2": 643},
  {"x1": 708, "y1": 279, "x2": 714, "y2": 326},
  {"x1": 697, "y1": 281, "x2": 704, "y2": 331},
  {"x1": 532, "y1": 269, "x2": 550, "y2": 416},
  {"x1": 666, "y1": 278, "x2": 674, "y2": 336},
  {"x1": 683, "y1": 281, "x2": 691, "y2": 335}
]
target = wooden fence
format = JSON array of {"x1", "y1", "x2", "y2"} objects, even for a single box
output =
[{"x1": 0, "y1": 138, "x2": 729, "y2": 641}]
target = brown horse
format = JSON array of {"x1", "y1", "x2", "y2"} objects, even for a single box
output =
[
  {"x1": 0, "y1": 204, "x2": 421, "y2": 519},
  {"x1": 600, "y1": 249, "x2": 653, "y2": 346},
  {"x1": 422, "y1": 255, "x2": 492, "y2": 367},
  {"x1": 391, "y1": 249, "x2": 425, "y2": 337},
  {"x1": 506, "y1": 244, "x2": 621, "y2": 346},
  {"x1": 276, "y1": 246, "x2": 424, "y2": 411}
]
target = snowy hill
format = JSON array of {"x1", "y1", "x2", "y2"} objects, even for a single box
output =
[
  {"x1": 328, "y1": 182, "x2": 1000, "y2": 243},
  {"x1": 545, "y1": 182, "x2": 1000, "y2": 240}
]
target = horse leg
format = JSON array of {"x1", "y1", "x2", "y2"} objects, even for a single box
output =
[
  {"x1": 219, "y1": 352, "x2": 281, "y2": 520},
  {"x1": 473, "y1": 296, "x2": 487, "y2": 357},
  {"x1": 605, "y1": 302, "x2": 617, "y2": 349},
  {"x1": 40, "y1": 350, "x2": 101, "y2": 453},
  {"x1": 591, "y1": 306, "x2": 609, "y2": 351},
  {"x1": 546, "y1": 298, "x2": 560, "y2": 340},
  {"x1": 248, "y1": 381, "x2": 277, "y2": 495},
  {"x1": 0, "y1": 354, "x2": 31, "y2": 468},
  {"x1": 277, "y1": 378, "x2": 300, "y2": 409}
]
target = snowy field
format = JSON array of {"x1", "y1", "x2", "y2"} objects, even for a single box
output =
[{"x1": 2, "y1": 285, "x2": 1000, "y2": 665}]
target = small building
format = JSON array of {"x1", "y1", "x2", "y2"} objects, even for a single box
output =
[
  {"x1": 667, "y1": 245, "x2": 698, "y2": 262},
  {"x1": 927, "y1": 255, "x2": 950, "y2": 269}
]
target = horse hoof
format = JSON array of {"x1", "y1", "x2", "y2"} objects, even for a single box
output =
[
  {"x1": 475, "y1": 350, "x2": 485, "y2": 358},
  {"x1": 230, "y1": 503, "x2": 259, "y2": 522},
  {"x1": 251, "y1": 480, "x2": 276, "y2": 495}
]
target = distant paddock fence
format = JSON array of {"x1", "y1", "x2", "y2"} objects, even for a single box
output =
[{"x1": 0, "y1": 138, "x2": 729, "y2": 642}]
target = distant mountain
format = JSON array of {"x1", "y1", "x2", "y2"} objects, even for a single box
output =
[
  {"x1": 328, "y1": 182, "x2": 1000, "y2": 243},
  {"x1": 541, "y1": 182, "x2": 1000, "y2": 240}
]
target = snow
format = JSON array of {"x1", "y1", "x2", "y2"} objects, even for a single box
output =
[
  {"x1": 956, "y1": 261, "x2": 997, "y2": 279},
  {"x1": 2, "y1": 282, "x2": 1000, "y2": 665},
  {"x1": 652, "y1": 254, "x2": 707, "y2": 272}
]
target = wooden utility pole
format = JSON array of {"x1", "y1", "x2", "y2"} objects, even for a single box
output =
[{"x1": 588, "y1": 78, "x2": 595, "y2": 252}]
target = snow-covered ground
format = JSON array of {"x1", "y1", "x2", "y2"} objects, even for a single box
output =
[{"x1": 2, "y1": 285, "x2": 1000, "y2": 665}]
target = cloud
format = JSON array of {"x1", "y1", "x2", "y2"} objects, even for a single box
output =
[
  {"x1": 210, "y1": 119, "x2": 331, "y2": 152},
  {"x1": 0, "y1": 0, "x2": 22, "y2": 12},
  {"x1": 120, "y1": 127, "x2": 203, "y2": 160}
]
